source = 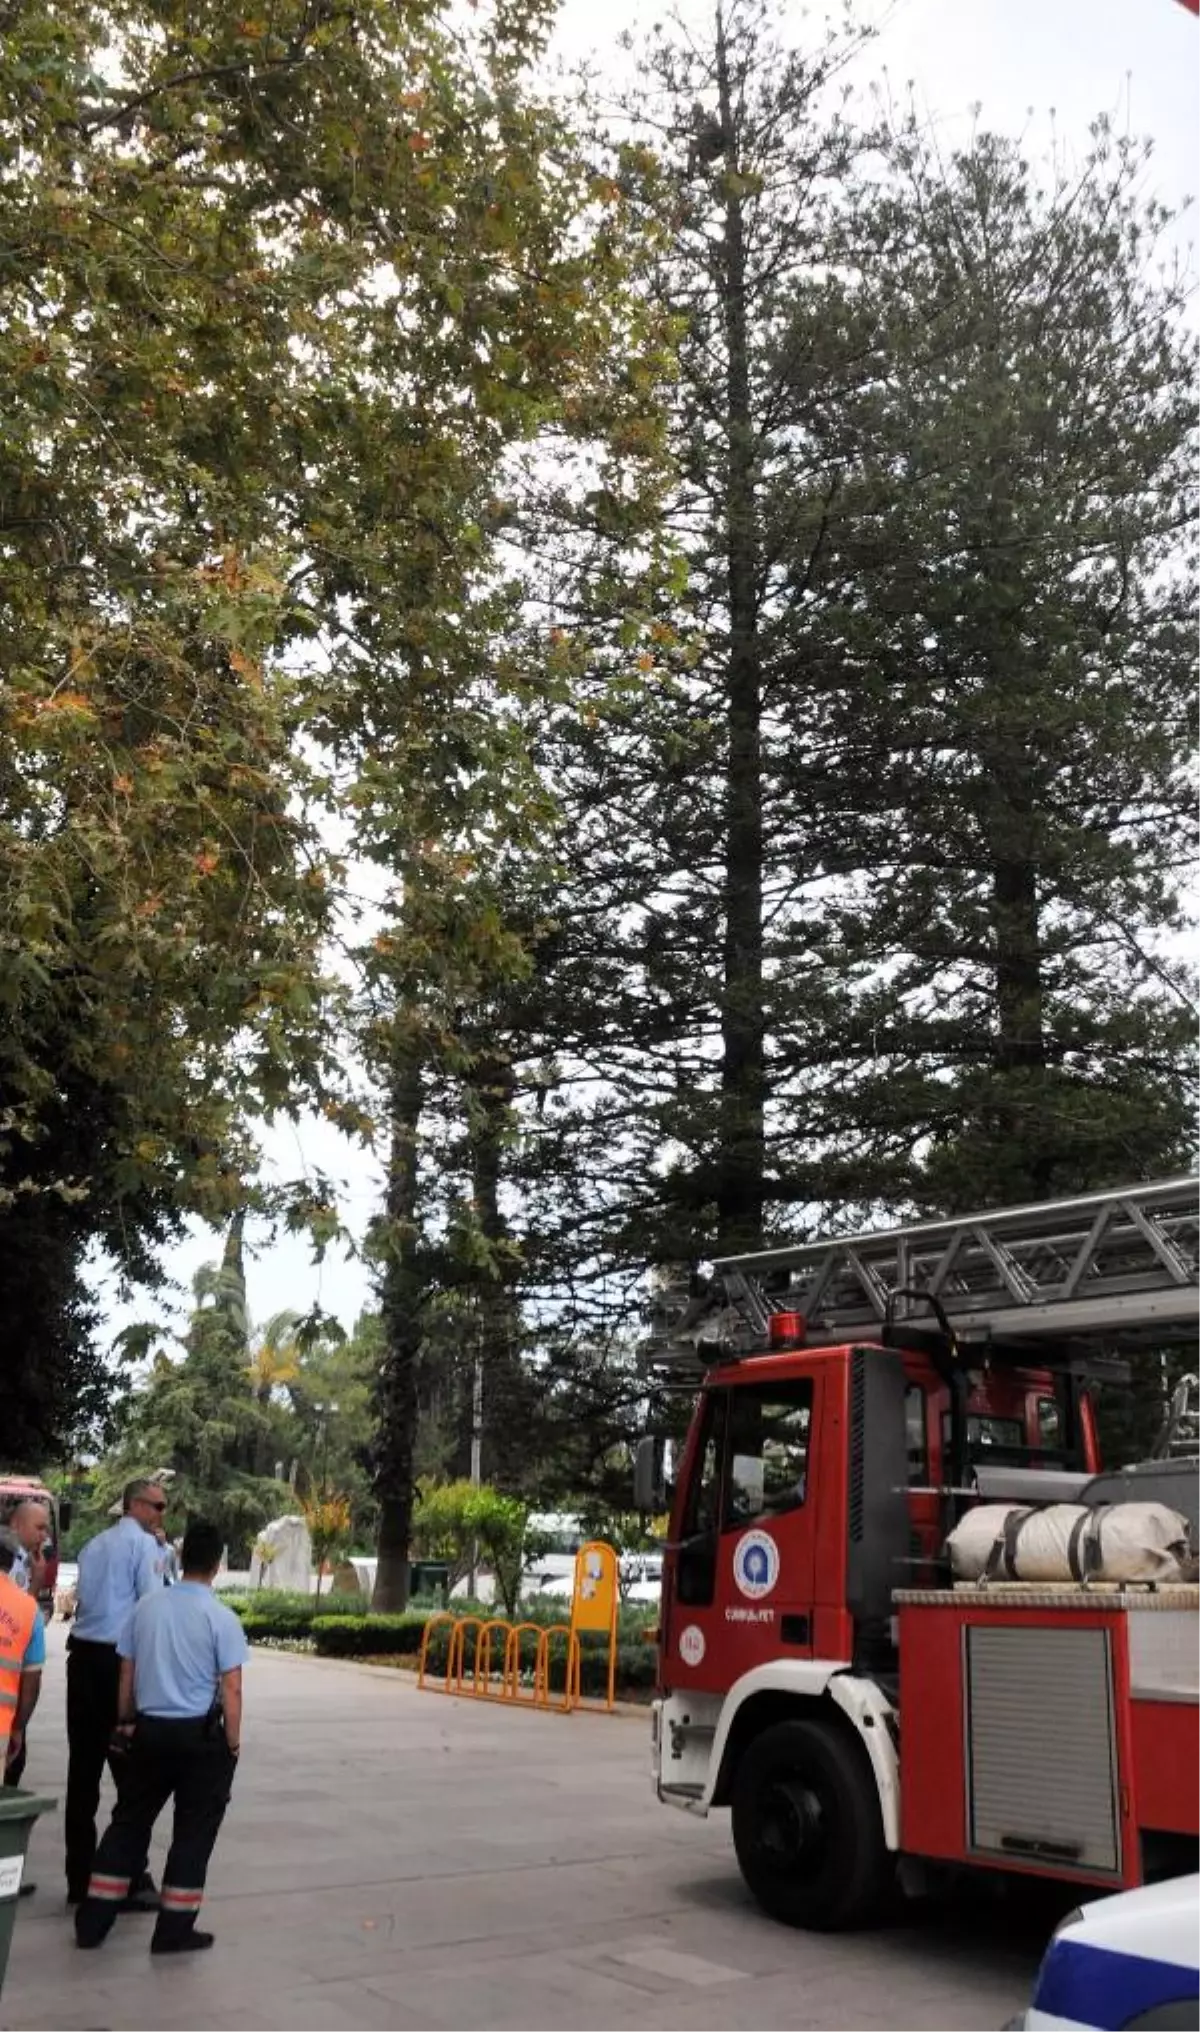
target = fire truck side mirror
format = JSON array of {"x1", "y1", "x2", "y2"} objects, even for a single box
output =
[
  {"x1": 633, "y1": 1435, "x2": 661, "y2": 1514},
  {"x1": 58, "y1": 1499, "x2": 72, "y2": 1533}
]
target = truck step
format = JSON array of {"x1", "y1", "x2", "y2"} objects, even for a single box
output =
[{"x1": 659, "y1": 1782, "x2": 707, "y2": 1814}]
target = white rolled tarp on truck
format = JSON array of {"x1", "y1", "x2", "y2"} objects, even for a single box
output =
[{"x1": 947, "y1": 1501, "x2": 1195, "y2": 1584}]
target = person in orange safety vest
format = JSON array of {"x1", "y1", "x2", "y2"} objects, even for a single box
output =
[{"x1": 0, "y1": 1529, "x2": 45, "y2": 1840}]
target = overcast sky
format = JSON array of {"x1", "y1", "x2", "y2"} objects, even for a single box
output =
[{"x1": 92, "y1": 0, "x2": 1198, "y2": 1361}]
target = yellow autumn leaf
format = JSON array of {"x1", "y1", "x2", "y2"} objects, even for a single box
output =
[
  {"x1": 39, "y1": 691, "x2": 95, "y2": 716},
  {"x1": 229, "y1": 646, "x2": 263, "y2": 688}
]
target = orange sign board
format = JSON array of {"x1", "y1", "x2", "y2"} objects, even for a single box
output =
[{"x1": 571, "y1": 1540, "x2": 618, "y2": 1635}]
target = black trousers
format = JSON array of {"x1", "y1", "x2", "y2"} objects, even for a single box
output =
[
  {"x1": 64, "y1": 1637, "x2": 150, "y2": 1901},
  {"x1": 77, "y1": 1717, "x2": 236, "y2": 1946}
]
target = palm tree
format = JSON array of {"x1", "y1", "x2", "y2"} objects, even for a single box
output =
[
  {"x1": 247, "y1": 1312, "x2": 302, "y2": 1405},
  {"x1": 193, "y1": 1210, "x2": 251, "y2": 1344}
]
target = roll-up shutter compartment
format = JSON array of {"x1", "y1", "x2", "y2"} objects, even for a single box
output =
[{"x1": 964, "y1": 1625, "x2": 1121, "y2": 1874}]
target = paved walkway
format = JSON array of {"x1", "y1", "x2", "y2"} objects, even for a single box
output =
[{"x1": 3, "y1": 1628, "x2": 1050, "y2": 2030}]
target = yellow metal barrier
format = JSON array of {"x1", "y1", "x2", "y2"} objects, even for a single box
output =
[
  {"x1": 536, "y1": 1622, "x2": 580, "y2": 1711},
  {"x1": 475, "y1": 1618, "x2": 512, "y2": 1698},
  {"x1": 417, "y1": 1610, "x2": 459, "y2": 1692},
  {"x1": 447, "y1": 1616, "x2": 485, "y2": 1695},
  {"x1": 503, "y1": 1621, "x2": 547, "y2": 1703},
  {"x1": 415, "y1": 1540, "x2": 618, "y2": 1713}
]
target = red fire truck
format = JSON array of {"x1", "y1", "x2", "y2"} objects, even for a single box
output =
[{"x1": 638, "y1": 1178, "x2": 1199, "y2": 1929}]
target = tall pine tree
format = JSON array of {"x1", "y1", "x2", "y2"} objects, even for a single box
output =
[{"x1": 770, "y1": 116, "x2": 1197, "y2": 1210}]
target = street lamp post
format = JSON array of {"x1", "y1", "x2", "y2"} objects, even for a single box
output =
[
  {"x1": 466, "y1": 1332, "x2": 483, "y2": 1599},
  {"x1": 313, "y1": 1402, "x2": 339, "y2": 1498}
]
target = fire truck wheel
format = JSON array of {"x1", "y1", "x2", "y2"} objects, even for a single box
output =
[{"x1": 730, "y1": 1715, "x2": 889, "y2": 1930}]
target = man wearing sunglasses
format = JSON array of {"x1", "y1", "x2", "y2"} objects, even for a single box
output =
[{"x1": 65, "y1": 1479, "x2": 169, "y2": 1910}]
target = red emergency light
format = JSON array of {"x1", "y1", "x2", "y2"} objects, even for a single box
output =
[{"x1": 768, "y1": 1310, "x2": 806, "y2": 1349}]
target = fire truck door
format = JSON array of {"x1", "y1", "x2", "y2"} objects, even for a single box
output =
[{"x1": 669, "y1": 1376, "x2": 818, "y2": 1694}]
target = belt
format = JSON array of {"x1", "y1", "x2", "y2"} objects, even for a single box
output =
[
  {"x1": 137, "y1": 1711, "x2": 222, "y2": 1731},
  {"x1": 66, "y1": 1635, "x2": 117, "y2": 1652}
]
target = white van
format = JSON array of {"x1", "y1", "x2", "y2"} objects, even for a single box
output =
[{"x1": 523, "y1": 1514, "x2": 587, "y2": 1595}]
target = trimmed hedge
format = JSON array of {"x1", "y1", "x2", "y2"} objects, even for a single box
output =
[
  {"x1": 237, "y1": 1612, "x2": 311, "y2": 1643},
  {"x1": 483, "y1": 1597, "x2": 658, "y2": 1642},
  {"x1": 311, "y1": 1614, "x2": 429, "y2": 1658},
  {"x1": 225, "y1": 1595, "x2": 322, "y2": 1644},
  {"x1": 223, "y1": 1589, "x2": 368, "y2": 1622},
  {"x1": 231, "y1": 1586, "x2": 660, "y2": 1697},
  {"x1": 225, "y1": 1586, "x2": 655, "y2": 1626}
]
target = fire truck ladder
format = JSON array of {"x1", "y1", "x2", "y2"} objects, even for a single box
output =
[
  {"x1": 644, "y1": 1177, "x2": 1199, "y2": 1372},
  {"x1": 1154, "y1": 1371, "x2": 1200, "y2": 1457}
]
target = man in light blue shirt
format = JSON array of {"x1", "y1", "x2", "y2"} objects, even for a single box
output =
[
  {"x1": 116, "y1": 1557, "x2": 247, "y2": 1722},
  {"x1": 65, "y1": 1479, "x2": 169, "y2": 1905},
  {"x1": 73, "y1": 1495, "x2": 164, "y2": 1645},
  {"x1": 76, "y1": 1520, "x2": 246, "y2": 1957}
]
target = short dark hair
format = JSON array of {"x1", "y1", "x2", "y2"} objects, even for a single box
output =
[
  {"x1": 122, "y1": 1478, "x2": 164, "y2": 1513},
  {"x1": 181, "y1": 1521, "x2": 223, "y2": 1576}
]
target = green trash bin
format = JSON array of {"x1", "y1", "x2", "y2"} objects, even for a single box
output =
[
  {"x1": 0, "y1": 1791, "x2": 56, "y2": 1995},
  {"x1": 410, "y1": 1560, "x2": 450, "y2": 1602}
]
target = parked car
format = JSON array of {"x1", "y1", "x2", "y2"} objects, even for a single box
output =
[
  {"x1": 529, "y1": 1570, "x2": 574, "y2": 1599},
  {"x1": 1008, "y1": 1874, "x2": 1199, "y2": 2030},
  {"x1": 520, "y1": 1514, "x2": 587, "y2": 1597},
  {"x1": 531, "y1": 1557, "x2": 662, "y2": 1605}
]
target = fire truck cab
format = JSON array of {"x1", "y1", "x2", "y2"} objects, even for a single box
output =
[{"x1": 643, "y1": 1180, "x2": 1200, "y2": 1930}]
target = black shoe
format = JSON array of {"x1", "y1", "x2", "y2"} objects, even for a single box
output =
[
  {"x1": 151, "y1": 1929, "x2": 213, "y2": 1956},
  {"x1": 121, "y1": 1878, "x2": 160, "y2": 1913},
  {"x1": 18, "y1": 1882, "x2": 35, "y2": 1898},
  {"x1": 75, "y1": 1908, "x2": 115, "y2": 1951}
]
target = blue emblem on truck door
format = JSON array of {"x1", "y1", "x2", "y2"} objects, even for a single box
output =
[{"x1": 733, "y1": 1530, "x2": 779, "y2": 1600}]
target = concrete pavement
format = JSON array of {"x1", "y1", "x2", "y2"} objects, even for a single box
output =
[{"x1": 3, "y1": 1626, "x2": 1049, "y2": 2030}]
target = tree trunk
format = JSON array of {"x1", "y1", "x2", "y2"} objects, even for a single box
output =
[
  {"x1": 989, "y1": 847, "x2": 1053, "y2": 1197},
  {"x1": 715, "y1": 11, "x2": 767, "y2": 1256},
  {"x1": 985, "y1": 700, "x2": 1051, "y2": 1197},
  {"x1": 370, "y1": 1026, "x2": 425, "y2": 1613},
  {"x1": 993, "y1": 855, "x2": 1045, "y2": 1073},
  {"x1": 469, "y1": 1049, "x2": 528, "y2": 1489}
]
